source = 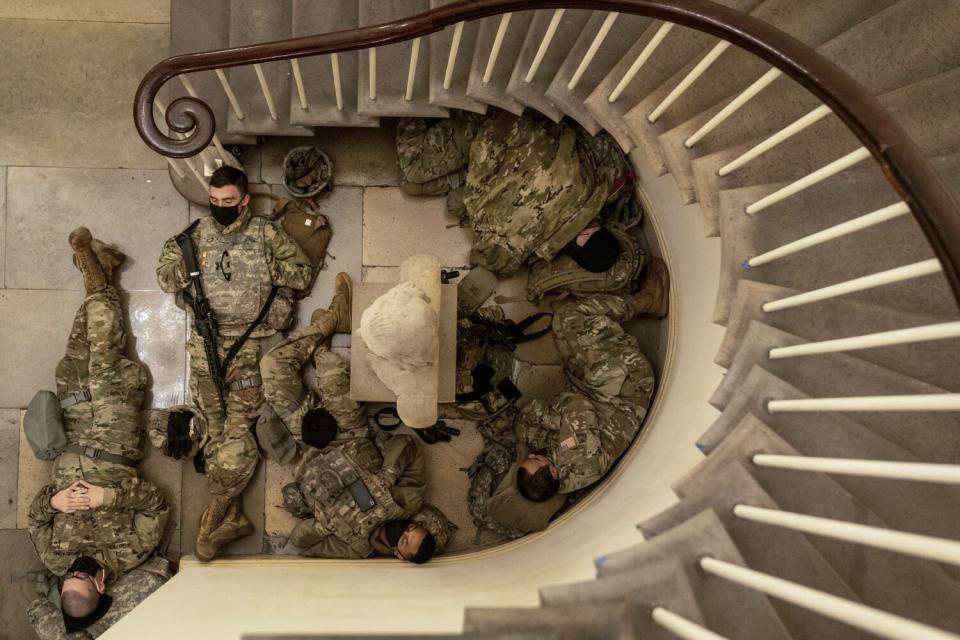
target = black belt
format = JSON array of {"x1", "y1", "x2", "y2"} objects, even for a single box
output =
[{"x1": 64, "y1": 443, "x2": 138, "y2": 468}]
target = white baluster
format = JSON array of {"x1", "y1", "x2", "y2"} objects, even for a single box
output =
[
  {"x1": 154, "y1": 98, "x2": 209, "y2": 189},
  {"x1": 215, "y1": 68, "x2": 245, "y2": 120},
  {"x1": 608, "y1": 22, "x2": 674, "y2": 103},
  {"x1": 768, "y1": 321, "x2": 960, "y2": 359},
  {"x1": 290, "y1": 58, "x2": 308, "y2": 111},
  {"x1": 700, "y1": 558, "x2": 960, "y2": 640},
  {"x1": 568, "y1": 11, "x2": 618, "y2": 91},
  {"x1": 752, "y1": 454, "x2": 960, "y2": 484},
  {"x1": 443, "y1": 21, "x2": 465, "y2": 90},
  {"x1": 747, "y1": 201, "x2": 910, "y2": 267},
  {"x1": 746, "y1": 147, "x2": 871, "y2": 214},
  {"x1": 685, "y1": 67, "x2": 782, "y2": 147},
  {"x1": 525, "y1": 9, "x2": 565, "y2": 83},
  {"x1": 178, "y1": 75, "x2": 230, "y2": 164},
  {"x1": 405, "y1": 37, "x2": 421, "y2": 101},
  {"x1": 762, "y1": 259, "x2": 942, "y2": 312},
  {"x1": 651, "y1": 608, "x2": 730, "y2": 640},
  {"x1": 368, "y1": 48, "x2": 377, "y2": 100},
  {"x1": 484, "y1": 13, "x2": 512, "y2": 84},
  {"x1": 165, "y1": 157, "x2": 186, "y2": 179},
  {"x1": 768, "y1": 394, "x2": 960, "y2": 413},
  {"x1": 330, "y1": 53, "x2": 343, "y2": 111},
  {"x1": 734, "y1": 504, "x2": 960, "y2": 566},
  {"x1": 719, "y1": 104, "x2": 832, "y2": 176},
  {"x1": 648, "y1": 41, "x2": 731, "y2": 123},
  {"x1": 253, "y1": 64, "x2": 278, "y2": 121}
]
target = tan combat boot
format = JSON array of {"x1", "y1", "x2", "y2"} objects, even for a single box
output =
[
  {"x1": 631, "y1": 258, "x2": 670, "y2": 318},
  {"x1": 90, "y1": 239, "x2": 126, "y2": 286},
  {"x1": 195, "y1": 499, "x2": 254, "y2": 562},
  {"x1": 311, "y1": 272, "x2": 353, "y2": 334},
  {"x1": 195, "y1": 495, "x2": 233, "y2": 562},
  {"x1": 69, "y1": 227, "x2": 108, "y2": 295}
]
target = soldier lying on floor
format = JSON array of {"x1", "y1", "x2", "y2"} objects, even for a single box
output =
[
  {"x1": 24, "y1": 228, "x2": 169, "y2": 635},
  {"x1": 256, "y1": 272, "x2": 453, "y2": 562}
]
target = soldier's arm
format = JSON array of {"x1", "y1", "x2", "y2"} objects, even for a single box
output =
[
  {"x1": 28, "y1": 485, "x2": 72, "y2": 576},
  {"x1": 264, "y1": 223, "x2": 313, "y2": 291},
  {"x1": 291, "y1": 519, "x2": 367, "y2": 559},
  {"x1": 156, "y1": 236, "x2": 189, "y2": 293},
  {"x1": 101, "y1": 478, "x2": 169, "y2": 575},
  {"x1": 382, "y1": 435, "x2": 426, "y2": 513}
]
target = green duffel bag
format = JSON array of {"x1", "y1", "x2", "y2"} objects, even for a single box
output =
[{"x1": 24, "y1": 390, "x2": 67, "y2": 460}]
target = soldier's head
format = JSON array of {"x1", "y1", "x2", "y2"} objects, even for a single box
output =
[
  {"x1": 382, "y1": 519, "x2": 436, "y2": 564},
  {"x1": 208, "y1": 166, "x2": 250, "y2": 227},
  {"x1": 517, "y1": 452, "x2": 561, "y2": 502},
  {"x1": 563, "y1": 225, "x2": 621, "y2": 273},
  {"x1": 301, "y1": 408, "x2": 338, "y2": 449},
  {"x1": 60, "y1": 556, "x2": 107, "y2": 621}
]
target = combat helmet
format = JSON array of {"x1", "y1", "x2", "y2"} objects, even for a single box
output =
[{"x1": 283, "y1": 146, "x2": 332, "y2": 198}]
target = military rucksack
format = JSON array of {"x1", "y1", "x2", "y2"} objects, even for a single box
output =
[
  {"x1": 275, "y1": 197, "x2": 332, "y2": 296},
  {"x1": 23, "y1": 390, "x2": 67, "y2": 461},
  {"x1": 525, "y1": 225, "x2": 645, "y2": 302}
]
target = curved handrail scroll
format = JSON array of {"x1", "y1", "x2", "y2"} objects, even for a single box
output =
[{"x1": 134, "y1": 0, "x2": 960, "y2": 304}]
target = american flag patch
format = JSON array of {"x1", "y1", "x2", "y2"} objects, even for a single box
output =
[{"x1": 560, "y1": 436, "x2": 577, "y2": 450}]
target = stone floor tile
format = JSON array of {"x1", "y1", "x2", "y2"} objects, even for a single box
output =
[
  {"x1": 0, "y1": 409, "x2": 19, "y2": 528},
  {"x1": 263, "y1": 459, "x2": 298, "y2": 537},
  {"x1": 362, "y1": 187, "x2": 473, "y2": 267},
  {"x1": 0, "y1": 19, "x2": 168, "y2": 169},
  {"x1": 6, "y1": 167, "x2": 189, "y2": 292},
  {"x1": 0, "y1": 289, "x2": 84, "y2": 408},
  {"x1": 17, "y1": 412, "x2": 53, "y2": 529},
  {"x1": 127, "y1": 291, "x2": 189, "y2": 409},
  {"x1": 261, "y1": 126, "x2": 401, "y2": 187},
  {"x1": 0, "y1": 530, "x2": 46, "y2": 640},
  {"x1": 0, "y1": 0, "x2": 170, "y2": 23},
  {"x1": 139, "y1": 441, "x2": 184, "y2": 559},
  {"x1": 516, "y1": 364, "x2": 569, "y2": 405}
]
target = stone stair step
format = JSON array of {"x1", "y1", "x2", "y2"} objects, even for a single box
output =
[
  {"x1": 711, "y1": 154, "x2": 960, "y2": 323},
  {"x1": 358, "y1": 0, "x2": 448, "y2": 118},
  {"x1": 583, "y1": 0, "x2": 764, "y2": 154},
  {"x1": 465, "y1": 11, "x2": 533, "y2": 115},
  {"x1": 717, "y1": 280, "x2": 960, "y2": 391},
  {"x1": 504, "y1": 9, "x2": 593, "y2": 122},
  {"x1": 641, "y1": 462, "x2": 872, "y2": 640},
  {"x1": 227, "y1": 0, "x2": 314, "y2": 137},
  {"x1": 288, "y1": 0, "x2": 379, "y2": 128},
  {"x1": 463, "y1": 601, "x2": 639, "y2": 639},
  {"x1": 544, "y1": 12, "x2": 654, "y2": 135},
  {"x1": 596, "y1": 509, "x2": 793, "y2": 639},
  {"x1": 539, "y1": 556, "x2": 706, "y2": 640},
  {"x1": 678, "y1": 413, "x2": 960, "y2": 629},
  {"x1": 710, "y1": 321, "x2": 960, "y2": 463},
  {"x1": 428, "y1": 0, "x2": 487, "y2": 114},
  {"x1": 169, "y1": 0, "x2": 256, "y2": 144}
]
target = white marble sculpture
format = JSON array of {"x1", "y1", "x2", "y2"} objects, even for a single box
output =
[{"x1": 359, "y1": 254, "x2": 441, "y2": 427}]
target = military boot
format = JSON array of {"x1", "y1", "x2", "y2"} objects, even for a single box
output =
[
  {"x1": 196, "y1": 500, "x2": 254, "y2": 562},
  {"x1": 90, "y1": 239, "x2": 126, "y2": 286},
  {"x1": 195, "y1": 495, "x2": 232, "y2": 562},
  {"x1": 631, "y1": 258, "x2": 670, "y2": 318},
  {"x1": 311, "y1": 272, "x2": 352, "y2": 334},
  {"x1": 69, "y1": 227, "x2": 108, "y2": 295}
]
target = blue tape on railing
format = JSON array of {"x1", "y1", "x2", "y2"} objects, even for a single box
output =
[
  {"x1": 741, "y1": 259, "x2": 753, "y2": 270},
  {"x1": 595, "y1": 555, "x2": 608, "y2": 567}
]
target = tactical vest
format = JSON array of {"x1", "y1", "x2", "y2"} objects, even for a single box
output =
[
  {"x1": 302, "y1": 447, "x2": 408, "y2": 558},
  {"x1": 194, "y1": 216, "x2": 273, "y2": 330},
  {"x1": 526, "y1": 226, "x2": 644, "y2": 301}
]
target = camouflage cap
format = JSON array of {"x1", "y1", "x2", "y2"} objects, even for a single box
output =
[{"x1": 146, "y1": 405, "x2": 207, "y2": 458}]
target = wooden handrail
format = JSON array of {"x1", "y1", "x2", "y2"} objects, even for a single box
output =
[{"x1": 134, "y1": 0, "x2": 960, "y2": 305}]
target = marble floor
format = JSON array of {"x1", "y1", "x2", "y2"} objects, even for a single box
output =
[{"x1": 0, "y1": 4, "x2": 666, "y2": 638}]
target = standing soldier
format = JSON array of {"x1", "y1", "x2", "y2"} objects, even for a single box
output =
[{"x1": 156, "y1": 166, "x2": 312, "y2": 561}]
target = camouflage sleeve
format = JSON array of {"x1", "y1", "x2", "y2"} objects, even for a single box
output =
[
  {"x1": 156, "y1": 236, "x2": 189, "y2": 294},
  {"x1": 382, "y1": 435, "x2": 426, "y2": 513},
  {"x1": 291, "y1": 518, "x2": 367, "y2": 559},
  {"x1": 27, "y1": 598, "x2": 71, "y2": 640},
  {"x1": 264, "y1": 223, "x2": 313, "y2": 291},
  {"x1": 101, "y1": 478, "x2": 169, "y2": 576},
  {"x1": 28, "y1": 485, "x2": 72, "y2": 576}
]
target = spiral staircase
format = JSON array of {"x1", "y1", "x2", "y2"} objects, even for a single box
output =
[{"x1": 118, "y1": 1, "x2": 960, "y2": 638}]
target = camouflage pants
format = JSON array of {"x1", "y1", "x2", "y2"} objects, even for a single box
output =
[
  {"x1": 187, "y1": 332, "x2": 263, "y2": 499},
  {"x1": 53, "y1": 287, "x2": 146, "y2": 487},
  {"x1": 261, "y1": 323, "x2": 369, "y2": 441}
]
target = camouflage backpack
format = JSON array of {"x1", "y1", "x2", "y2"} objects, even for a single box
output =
[{"x1": 526, "y1": 225, "x2": 646, "y2": 302}]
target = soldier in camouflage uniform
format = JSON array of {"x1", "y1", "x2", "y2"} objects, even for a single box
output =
[
  {"x1": 156, "y1": 166, "x2": 313, "y2": 561},
  {"x1": 396, "y1": 110, "x2": 482, "y2": 197}
]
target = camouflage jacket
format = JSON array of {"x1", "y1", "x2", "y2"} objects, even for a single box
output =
[
  {"x1": 397, "y1": 110, "x2": 482, "y2": 194},
  {"x1": 463, "y1": 111, "x2": 616, "y2": 276},
  {"x1": 28, "y1": 556, "x2": 172, "y2": 639},
  {"x1": 156, "y1": 210, "x2": 312, "y2": 336},
  {"x1": 28, "y1": 478, "x2": 169, "y2": 579}
]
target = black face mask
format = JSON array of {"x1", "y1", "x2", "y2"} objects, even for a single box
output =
[
  {"x1": 383, "y1": 519, "x2": 412, "y2": 547},
  {"x1": 210, "y1": 203, "x2": 241, "y2": 227},
  {"x1": 66, "y1": 555, "x2": 101, "y2": 579}
]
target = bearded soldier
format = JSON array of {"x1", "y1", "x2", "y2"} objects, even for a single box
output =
[
  {"x1": 257, "y1": 273, "x2": 453, "y2": 562},
  {"x1": 156, "y1": 166, "x2": 313, "y2": 561}
]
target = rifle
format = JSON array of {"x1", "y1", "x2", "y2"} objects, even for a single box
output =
[{"x1": 176, "y1": 223, "x2": 229, "y2": 416}]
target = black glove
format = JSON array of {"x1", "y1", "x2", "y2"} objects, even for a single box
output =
[
  {"x1": 414, "y1": 421, "x2": 461, "y2": 445},
  {"x1": 165, "y1": 410, "x2": 194, "y2": 460},
  {"x1": 192, "y1": 448, "x2": 206, "y2": 474}
]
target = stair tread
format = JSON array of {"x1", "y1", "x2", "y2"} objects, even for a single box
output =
[
  {"x1": 358, "y1": 0, "x2": 448, "y2": 118},
  {"x1": 679, "y1": 414, "x2": 960, "y2": 630},
  {"x1": 463, "y1": 601, "x2": 638, "y2": 638},
  {"x1": 428, "y1": 0, "x2": 488, "y2": 114},
  {"x1": 697, "y1": 367, "x2": 960, "y2": 540},
  {"x1": 466, "y1": 12, "x2": 533, "y2": 116}
]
